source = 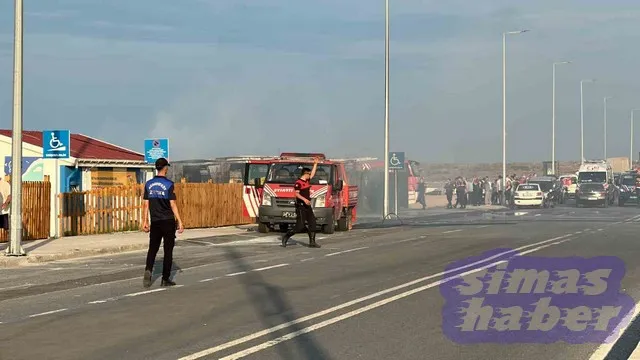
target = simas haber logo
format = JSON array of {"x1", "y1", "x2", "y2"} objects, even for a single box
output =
[{"x1": 440, "y1": 249, "x2": 635, "y2": 344}]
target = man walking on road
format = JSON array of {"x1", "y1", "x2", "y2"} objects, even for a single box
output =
[
  {"x1": 282, "y1": 157, "x2": 320, "y2": 248},
  {"x1": 142, "y1": 158, "x2": 184, "y2": 287},
  {"x1": 0, "y1": 175, "x2": 11, "y2": 234}
]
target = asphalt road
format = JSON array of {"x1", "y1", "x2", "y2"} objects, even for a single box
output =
[{"x1": 1, "y1": 203, "x2": 640, "y2": 360}]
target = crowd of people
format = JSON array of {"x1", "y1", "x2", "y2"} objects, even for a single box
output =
[{"x1": 441, "y1": 174, "x2": 538, "y2": 208}]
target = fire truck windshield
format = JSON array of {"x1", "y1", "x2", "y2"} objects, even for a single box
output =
[
  {"x1": 266, "y1": 163, "x2": 333, "y2": 185},
  {"x1": 578, "y1": 172, "x2": 607, "y2": 183}
]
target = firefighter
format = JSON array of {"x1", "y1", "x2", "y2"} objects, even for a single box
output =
[
  {"x1": 454, "y1": 177, "x2": 467, "y2": 209},
  {"x1": 444, "y1": 178, "x2": 454, "y2": 208},
  {"x1": 282, "y1": 157, "x2": 320, "y2": 248}
]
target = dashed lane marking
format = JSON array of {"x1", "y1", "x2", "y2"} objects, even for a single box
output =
[
  {"x1": 325, "y1": 247, "x2": 369, "y2": 257},
  {"x1": 29, "y1": 309, "x2": 67, "y2": 318},
  {"x1": 442, "y1": 229, "x2": 462, "y2": 234},
  {"x1": 124, "y1": 289, "x2": 166, "y2": 297},
  {"x1": 253, "y1": 264, "x2": 289, "y2": 272}
]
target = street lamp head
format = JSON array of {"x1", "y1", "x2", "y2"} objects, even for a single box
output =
[{"x1": 505, "y1": 29, "x2": 530, "y2": 35}]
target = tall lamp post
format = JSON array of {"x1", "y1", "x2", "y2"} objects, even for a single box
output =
[
  {"x1": 383, "y1": 0, "x2": 390, "y2": 218},
  {"x1": 580, "y1": 79, "x2": 595, "y2": 163},
  {"x1": 5, "y1": 0, "x2": 25, "y2": 256},
  {"x1": 502, "y1": 30, "x2": 528, "y2": 204},
  {"x1": 631, "y1": 109, "x2": 640, "y2": 169},
  {"x1": 552, "y1": 61, "x2": 571, "y2": 175},
  {"x1": 603, "y1": 96, "x2": 612, "y2": 160}
]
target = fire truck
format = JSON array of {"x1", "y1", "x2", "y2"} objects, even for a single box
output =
[{"x1": 257, "y1": 153, "x2": 358, "y2": 234}]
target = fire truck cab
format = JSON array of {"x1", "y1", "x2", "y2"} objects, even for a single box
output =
[{"x1": 257, "y1": 153, "x2": 358, "y2": 234}]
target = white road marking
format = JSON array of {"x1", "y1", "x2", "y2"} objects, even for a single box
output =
[
  {"x1": 0, "y1": 283, "x2": 33, "y2": 291},
  {"x1": 226, "y1": 271, "x2": 247, "y2": 277},
  {"x1": 588, "y1": 298, "x2": 640, "y2": 360},
  {"x1": 442, "y1": 229, "x2": 462, "y2": 234},
  {"x1": 88, "y1": 300, "x2": 109, "y2": 304},
  {"x1": 215, "y1": 236, "x2": 579, "y2": 360},
  {"x1": 124, "y1": 289, "x2": 165, "y2": 297},
  {"x1": 29, "y1": 308, "x2": 67, "y2": 318},
  {"x1": 253, "y1": 263, "x2": 289, "y2": 272},
  {"x1": 199, "y1": 277, "x2": 219, "y2": 283},
  {"x1": 325, "y1": 247, "x2": 369, "y2": 257},
  {"x1": 300, "y1": 258, "x2": 314, "y2": 262},
  {"x1": 477, "y1": 225, "x2": 489, "y2": 228},
  {"x1": 597, "y1": 228, "x2": 604, "y2": 232},
  {"x1": 534, "y1": 214, "x2": 542, "y2": 217},
  {"x1": 176, "y1": 233, "x2": 576, "y2": 360}
]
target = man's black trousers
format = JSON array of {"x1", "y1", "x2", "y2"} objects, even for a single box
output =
[
  {"x1": 286, "y1": 206, "x2": 316, "y2": 239},
  {"x1": 145, "y1": 219, "x2": 176, "y2": 281}
]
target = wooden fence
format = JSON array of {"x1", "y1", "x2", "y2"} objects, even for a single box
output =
[
  {"x1": 58, "y1": 182, "x2": 250, "y2": 236},
  {"x1": 0, "y1": 181, "x2": 51, "y2": 242}
]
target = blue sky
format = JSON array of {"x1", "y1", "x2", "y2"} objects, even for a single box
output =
[{"x1": 1, "y1": 0, "x2": 639, "y2": 162}]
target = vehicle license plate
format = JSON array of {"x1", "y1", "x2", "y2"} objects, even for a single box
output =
[
  {"x1": 588, "y1": 197, "x2": 597, "y2": 200},
  {"x1": 282, "y1": 211, "x2": 296, "y2": 218}
]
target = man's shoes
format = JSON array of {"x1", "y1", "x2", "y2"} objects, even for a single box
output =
[
  {"x1": 309, "y1": 233, "x2": 320, "y2": 248},
  {"x1": 143, "y1": 270, "x2": 152, "y2": 288},
  {"x1": 161, "y1": 279, "x2": 176, "y2": 287}
]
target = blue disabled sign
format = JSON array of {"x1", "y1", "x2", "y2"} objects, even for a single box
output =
[
  {"x1": 144, "y1": 138, "x2": 169, "y2": 163},
  {"x1": 389, "y1": 152, "x2": 405, "y2": 170},
  {"x1": 42, "y1": 130, "x2": 71, "y2": 159}
]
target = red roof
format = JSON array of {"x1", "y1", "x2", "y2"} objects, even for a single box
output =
[{"x1": 0, "y1": 130, "x2": 144, "y2": 161}]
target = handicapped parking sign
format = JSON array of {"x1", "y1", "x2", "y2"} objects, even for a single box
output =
[
  {"x1": 42, "y1": 130, "x2": 71, "y2": 159},
  {"x1": 389, "y1": 152, "x2": 405, "y2": 170}
]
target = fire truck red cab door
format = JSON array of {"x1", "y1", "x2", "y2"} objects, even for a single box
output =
[{"x1": 242, "y1": 163, "x2": 270, "y2": 218}]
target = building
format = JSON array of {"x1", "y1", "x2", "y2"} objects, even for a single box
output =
[{"x1": 0, "y1": 130, "x2": 155, "y2": 237}]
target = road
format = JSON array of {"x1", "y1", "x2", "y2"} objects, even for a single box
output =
[{"x1": 1, "y1": 204, "x2": 640, "y2": 360}]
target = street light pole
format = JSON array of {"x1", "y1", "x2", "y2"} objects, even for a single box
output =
[
  {"x1": 580, "y1": 79, "x2": 595, "y2": 163},
  {"x1": 383, "y1": 0, "x2": 390, "y2": 218},
  {"x1": 5, "y1": 0, "x2": 25, "y2": 256},
  {"x1": 604, "y1": 96, "x2": 612, "y2": 160},
  {"x1": 502, "y1": 30, "x2": 528, "y2": 205},
  {"x1": 552, "y1": 61, "x2": 571, "y2": 175},
  {"x1": 631, "y1": 109, "x2": 640, "y2": 169}
]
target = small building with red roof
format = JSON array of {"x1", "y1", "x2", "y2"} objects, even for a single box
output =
[{"x1": 0, "y1": 130, "x2": 154, "y2": 237}]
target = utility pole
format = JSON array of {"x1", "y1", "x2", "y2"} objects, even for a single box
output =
[{"x1": 5, "y1": 0, "x2": 25, "y2": 256}]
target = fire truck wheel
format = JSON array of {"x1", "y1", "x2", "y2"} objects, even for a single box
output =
[
  {"x1": 258, "y1": 222, "x2": 270, "y2": 233},
  {"x1": 322, "y1": 215, "x2": 335, "y2": 234},
  {"x1": 337, "y1": 213, "x2": 351, "y2": 231}
]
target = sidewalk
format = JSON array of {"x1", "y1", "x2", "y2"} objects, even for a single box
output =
[{"x1": 0, "y1": 225, "x2": 253, "y2": 268}]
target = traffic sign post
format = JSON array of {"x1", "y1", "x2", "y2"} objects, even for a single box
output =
[
  {"x1": 42, "y1": 130, "x2": 71, "y2": 159},
  {"x1": 383, "y1": 152, "x2": 405, "y2": 224},
  {"x1": 144, "y1": 138, "x2": 169, "y2": 164}
]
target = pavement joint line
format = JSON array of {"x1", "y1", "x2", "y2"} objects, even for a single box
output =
[
  {"x1": 325, "y1": 247, "x2": 369, "y2": 257},
  {"x1": 175, "y1": 232, "x2": 576, "y2": 360},
  {"x1": 28, "y1": 308, "x2": 68, "y2": 318},
  {"x1": 211, "y1": 235, "x2": 581, "y2": 360}
]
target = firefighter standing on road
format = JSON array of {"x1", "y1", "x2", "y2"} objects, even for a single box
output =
[{"x1": 282, "y1": 157, "x2": 320, "y2": 248}]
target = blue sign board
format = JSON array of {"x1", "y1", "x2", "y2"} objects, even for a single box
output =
[
  {"x1": 42, "y1": 130, "x2": 71, "y2": 159},
  {"x1": 4, "y1": 157, "x2": 44, "y2": 181},
  {"x1": 389, "y1": 152, "x2": 405, "y2": 170},
  {"x1": 144, "y1": 138, "x2": 169, "y2": 163}
]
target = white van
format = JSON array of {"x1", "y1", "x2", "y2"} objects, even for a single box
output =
[{"x1": 577, "y1": 160, "x2": 617, "y2": 205}]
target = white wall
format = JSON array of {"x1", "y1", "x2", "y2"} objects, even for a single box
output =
[{"x1": 0, "y1": 135, "x2": 74, "y2": 238}]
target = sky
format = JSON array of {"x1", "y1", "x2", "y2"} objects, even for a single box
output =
[{"x1": 0, "y1": 0, "x2": 639, "y2": 163}]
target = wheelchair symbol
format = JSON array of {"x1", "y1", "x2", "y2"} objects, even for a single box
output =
[
  {"x1": 390, "y1": 153, "x2": 401, "y2": 166},
  {"x1": 48, "y1": 132, "x2": 66, "y2": 152}
]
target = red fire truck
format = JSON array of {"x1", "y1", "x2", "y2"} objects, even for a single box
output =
[{"x1": 257, "y1": 153, "x2": 358, "y2": 234}]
